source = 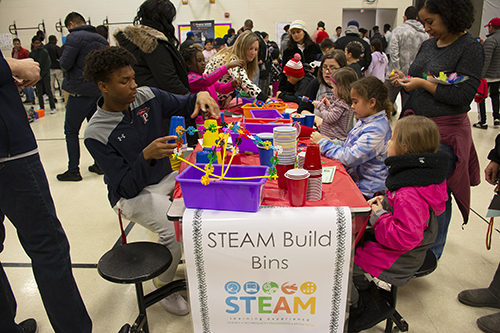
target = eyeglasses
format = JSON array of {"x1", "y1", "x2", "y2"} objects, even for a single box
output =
[{"x1": 322, "y1": 65, "x2": 340, "y2": 73}]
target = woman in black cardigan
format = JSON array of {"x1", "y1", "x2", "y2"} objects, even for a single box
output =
[
  {"x1": 278, "y1": 20, "x2": 321, "y2": 95},
  {"x1": 115, "y1": 0, "x2": 196, "y2": 144}
]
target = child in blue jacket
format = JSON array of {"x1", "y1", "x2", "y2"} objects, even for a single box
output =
[{"x1": 311, "y1": 76, "x2": 393, "y2": 199}]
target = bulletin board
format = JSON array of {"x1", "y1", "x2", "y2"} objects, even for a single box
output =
[
  {"x1": 214, "y1": 23, "x2": 232, "y2": 38},
  {"x1": 178, "y1": 23, "x2": 232, "y2": 42}
]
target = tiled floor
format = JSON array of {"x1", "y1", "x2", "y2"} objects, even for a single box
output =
[{"x1": 2, "y1": 95, "x2": 500, "y2": 333}]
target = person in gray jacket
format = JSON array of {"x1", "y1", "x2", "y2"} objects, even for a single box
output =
[
  {"x1": 474, "y1": 18, "x2": 500, "y2": 129},
  {"x1": 384, "y1": 6, "x2": 427, "y2": 114}
]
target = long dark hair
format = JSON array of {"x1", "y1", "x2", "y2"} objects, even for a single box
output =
[
  {"x1": 134, "y1": 0, "x2": 179, "y2": 47},
  {"x1": 286, "y1": 30, "x2": 313, "y2": 50}
]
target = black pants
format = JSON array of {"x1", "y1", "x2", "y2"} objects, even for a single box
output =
[
  {"x1": 478, "y1": 81, "x2": 500, "y2": 124},
  {"x1": 35, "y1": 76, "x2": 56, "y2": 110},
  {"x1": 490, "y1": 262, "x2": 500, "y2": 297}
]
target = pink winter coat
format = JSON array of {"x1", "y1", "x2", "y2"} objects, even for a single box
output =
[
  {"x1": 188, "y1": 65, "x2": 235, "y2": 106},
  {"x1": 354, "y1": 181, "x2": 447, "y2": 287}
]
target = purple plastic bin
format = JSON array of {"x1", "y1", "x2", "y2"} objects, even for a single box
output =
[
  {"x1": 231, "y1": 133, "x2": 259, "y2": 154},
  {"x1": 238, "y1": 97, "x2": 256, "y2": 105},
  {"x1": 244, "y1": 122, "x2": 292, "y2": 135},
  {"x1": 249, "y1": 109, "x2": 283, "y2": 119},
  {"x1": 176, "y1": 164, "x2": 269, "y2": 212}
]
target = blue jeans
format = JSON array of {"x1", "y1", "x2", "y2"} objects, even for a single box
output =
[
  {"x1": 430, "y1": 143, "x2": 457, "y2": 259},
  {"x1": 0, "y1": 154, "x2": 92, "y2": 333},
  {"x1": 22, "y1": 87, "x2": 35, "y2": 102},
  {"x1": 64, "y1": 95, "x2": 99, "y2": 172}
]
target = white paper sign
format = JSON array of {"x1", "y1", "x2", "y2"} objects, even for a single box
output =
[
  {"x1": 0, "y1": 33, "x2": 13, "y2": 51},
  {"x1": 183, "y1": 206, "x2": 352, "y2": 333}
]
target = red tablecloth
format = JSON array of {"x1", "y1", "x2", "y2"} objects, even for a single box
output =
[{"x1": 173, "y1": 139, "x2": 368, "y2": 211}]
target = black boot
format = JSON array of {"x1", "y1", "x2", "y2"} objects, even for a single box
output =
[{"x1": 352, "y1": 282, "x2": 395, "y2": 332}]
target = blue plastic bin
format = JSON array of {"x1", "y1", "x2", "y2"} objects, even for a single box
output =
[{"x1": 176, "y1": 164, "x2": 269, "y2": 212}]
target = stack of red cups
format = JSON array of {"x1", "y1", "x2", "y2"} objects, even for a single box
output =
[{"x1": 303, "y1": 143, "x2": 322, "y2": 201}]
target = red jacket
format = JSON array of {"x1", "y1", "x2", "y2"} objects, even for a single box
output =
[{"x1": 12, "y1": 46, "x2": 29, "y2": 59}]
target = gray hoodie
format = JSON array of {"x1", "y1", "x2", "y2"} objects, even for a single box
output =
[
  {"x1": 482, "y1": 30, "x2": 500, "y2": 81},
  {"x1": 386, "y1": 19, "x2": 428, "y2": 79}
]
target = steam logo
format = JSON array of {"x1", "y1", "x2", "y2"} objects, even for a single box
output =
[
  {"x1": 300, "y1": 281, "x2": 317, "y2": 295},
  {"x1": 225, "y1": 281, "x2": 241, "y2": 294},
  {"x1": 281, "y1": 282, "x2": 298, "y2": 295},
  {"x1": 262, "y1": 281, "x2": 279, "y2": 295},
  {"x1": 243, "y1": 281, "x2": 260, "y2": 294}
]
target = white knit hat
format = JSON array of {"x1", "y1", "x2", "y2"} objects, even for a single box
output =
[{"x1": 289, "y1": 20, "x2": 308, "y2": 33}]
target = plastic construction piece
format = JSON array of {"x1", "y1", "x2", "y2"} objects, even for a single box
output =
[
  {"x1": 425, "y1": 71, "x2": 469, "y2": 85},
  {"x1": 171, "y1": 122, "x2": 284, "y2": 186},
  {"x1": 298, "y1": 96, "x2": 313, "y2": 103}
]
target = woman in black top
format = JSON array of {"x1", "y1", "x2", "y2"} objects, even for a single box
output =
[
  {"x1": 278, "y1": 20, "x2": 321, "y2": 95},
  {"x1": 115, "y1": 0, "x2": 196, "y2": 144},
  {"x1": 389, "y1": 0, "x2": 483, "y2": 259}
]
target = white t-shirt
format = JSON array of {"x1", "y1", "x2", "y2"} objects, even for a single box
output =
[{"x1": 203, "y1": 49, "x2": 217, "y2": 62}]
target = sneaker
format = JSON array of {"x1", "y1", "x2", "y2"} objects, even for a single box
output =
[
  {"x1": 473, "y1": 122, "x2": 488, "y2": 129},
  {"x1": 151, "y1": 279, "x2": 190, "y2": 316},
  {"x1": 477, "y1": 311, "x2": 500, "y2": 333},
  {"x1": 23, "y1": 100, "x2": 35, "y2": 104},
  {"x1": 56, "y1": 170, "x2": 82, "y2": 182},
  {"x1": 50, "y1": 109, "x2": 57, "y2": 114},
  {"x1": 88, "y1": 164, "x2": 104, "y2": 175},
  {"x1": 494, "y1": 120, "x2": 500, "y2": 127},
  {"x1": 19, "y1": 318, "x2": 38, "y2": 333},
  {"x1": 458, "y1": 288, "x2": 500, "y2": 309}
]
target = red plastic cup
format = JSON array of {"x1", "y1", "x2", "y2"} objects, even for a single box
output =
[
  {"x1": 285, "y1": 173, "x2": 310, "y2": 207},
  {"x1": 303, "y1": 143, "x2": 322, "y2": 170},
  {"x1": 276, "y1": 164, "x2": 294, "y2": 189}
]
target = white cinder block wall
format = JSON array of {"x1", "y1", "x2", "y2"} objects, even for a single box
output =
[{"x1": 0, "y1": 0, "x2": 412, "y2": 53}]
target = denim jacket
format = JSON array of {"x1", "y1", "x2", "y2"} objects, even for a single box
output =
[{"x1": 318, "y1": 110, "x2": 391, "y2": 198}]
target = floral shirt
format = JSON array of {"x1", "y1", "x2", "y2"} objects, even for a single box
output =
[{"x1": 205, "y1": 54, "x2": 262, "y2": 105}]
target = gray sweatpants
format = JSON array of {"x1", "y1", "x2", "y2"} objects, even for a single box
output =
[{"x1": 114, "y1": 172, "x2": 181, "y2": 283}]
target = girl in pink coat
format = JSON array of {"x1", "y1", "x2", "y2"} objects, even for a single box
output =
[{"x1": 349, "y1": 115, "x2": 448, "y2": 332}]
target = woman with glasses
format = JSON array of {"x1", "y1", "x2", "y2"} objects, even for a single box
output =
[{"x1": 298, "y1": 49, "x2": 348, "y2": 129}]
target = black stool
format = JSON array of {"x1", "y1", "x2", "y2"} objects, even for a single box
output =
[
  {"x1": 98, "y1": 242, "x2": 186, "y2": 333},
  {"x1": 381, "y1": 249, "x2": 438, "y2": 332}
]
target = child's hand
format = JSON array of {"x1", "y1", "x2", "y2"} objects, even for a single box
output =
[
  {"x1": 227, "y1": 59, "x2": 245, "y2": 69},
  {"x1": 310, "y1": 131, "x2": 326, "y2": 143},
  {"x1": 322, "y1": 97, "x2": 331, "y2": 107},
  {"x1": 231, "y1": 79, "x2": 239, "y2": 88},
  {"x1": 368, "y1": 195, "x2": 384, "y2": 214},
  {"x1": 314, "y1": 116, "x2": 323, "y2": 130},
  {"x1": 312, "y1": 100, "x2": 320, "y2": 107}
]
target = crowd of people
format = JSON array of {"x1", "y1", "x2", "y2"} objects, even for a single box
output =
[{"x1": 2, "y1": 0, "x2": 500, "y2": 332}]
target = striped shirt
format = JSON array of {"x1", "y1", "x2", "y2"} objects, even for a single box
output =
[{"x1": 317, "y1": 97, "x2": 353, "y2": 141}]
